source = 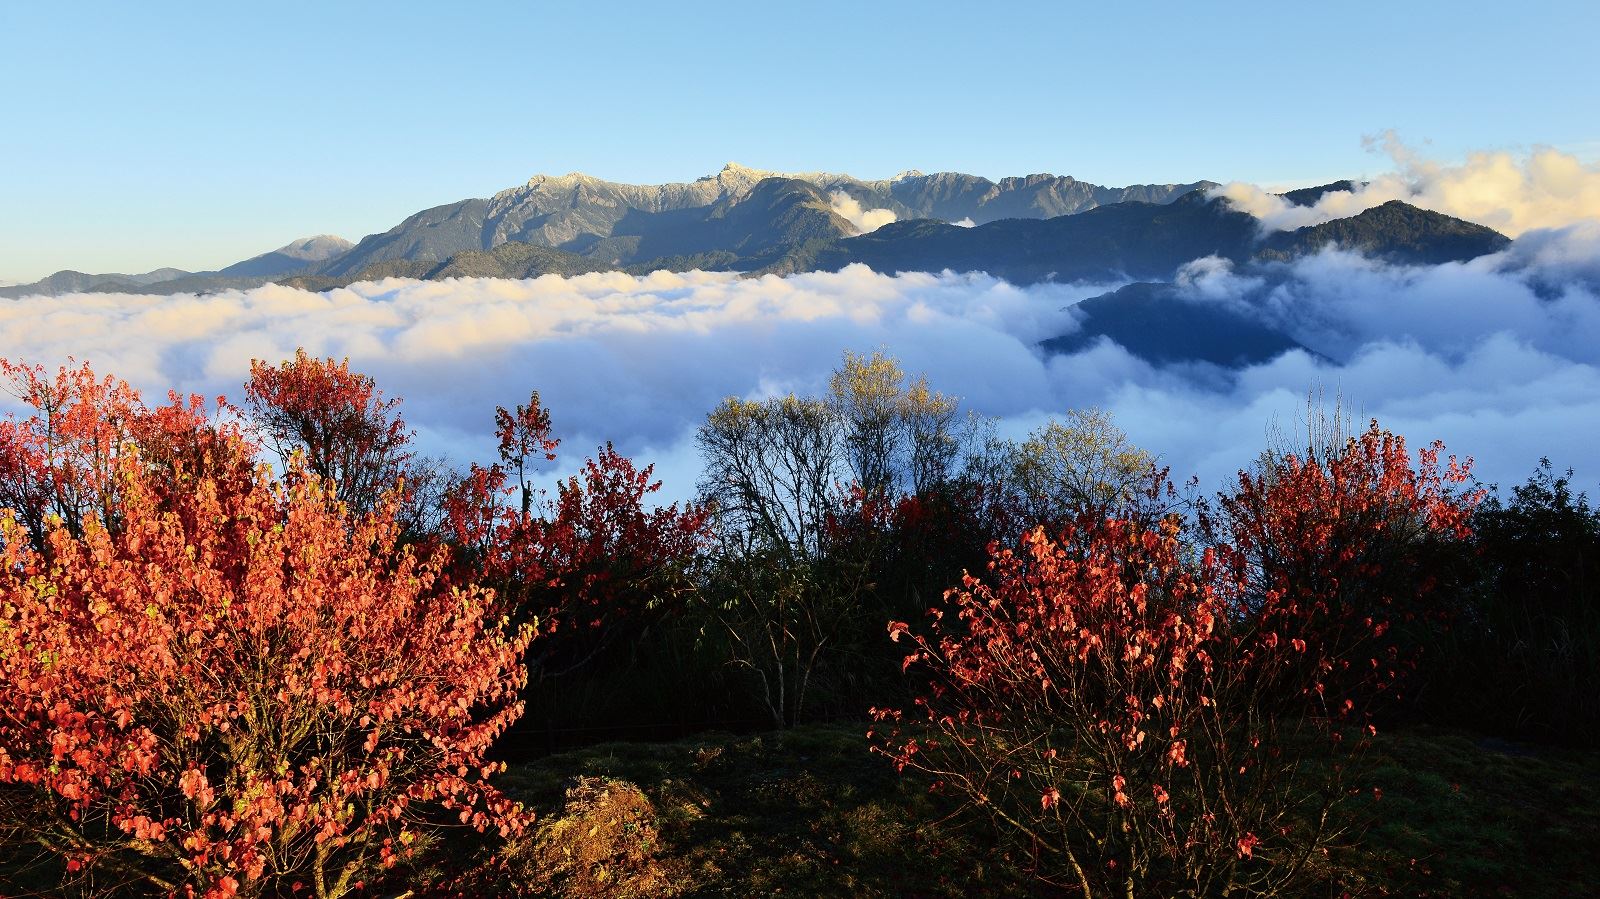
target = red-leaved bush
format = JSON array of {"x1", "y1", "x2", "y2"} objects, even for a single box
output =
[
  {"x1": 0, "y1": 360, "x2": 215, "y2": 553},
  {"x1": 874, "y1": 424, "x2": 1481, "y2": 896},
  {"x1": 874, "y1": 518, "x2": 1338, "y2": 896},
  {"x1": 0, "y1": 361, "x2": 532, "y2": 899},
  {"x1": 245, "y1": 350, "x2": 413, "y2": 517},
  {"x1": 1203, "y1": 421, "x2": 1482, "y2": 719},
  {"x1": 443, "y1": 393, "x2": 707, "y2": 678}
]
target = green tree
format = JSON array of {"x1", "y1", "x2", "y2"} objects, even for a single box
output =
[{"x1": 1011, "y1": 408, "x2": 1154, "y2": 527}]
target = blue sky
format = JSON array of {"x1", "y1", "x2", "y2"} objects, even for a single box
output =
[{"x1": 2, "y1": 0, "x2": 1596, "y2": 282}]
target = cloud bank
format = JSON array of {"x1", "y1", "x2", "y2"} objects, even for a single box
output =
[
  {"x1": 3, "y1": 231, "x2": 1597, "y2": 502},
  {"x1": 828, "y1": 191, "x2": 897, "y2": 234},
  {"x1": 1212, "y1": 133, "x2": 1600, "y2": 237}
]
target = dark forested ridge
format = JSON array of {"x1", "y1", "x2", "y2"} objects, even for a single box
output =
[
  {"x1": 763, "y1": 190, "x2": 1507, "y2": 281},
  {"x1": 1040, "y1": 281, "x2": 1314, "y2": 367}
]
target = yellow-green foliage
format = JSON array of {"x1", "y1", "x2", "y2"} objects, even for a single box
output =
[{"x1": 1012, "y1": 407, "x2": 1154, "y2": 522}]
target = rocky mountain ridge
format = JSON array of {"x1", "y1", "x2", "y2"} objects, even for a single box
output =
[{"x1": 0, "y1": 171, "x2": 1506, "y2": 302}]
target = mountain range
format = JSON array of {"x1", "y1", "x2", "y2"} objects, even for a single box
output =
[
  {"x1": 2, "y1": 165, "x2": 1219, "y2": 297},
  {"x1": 0, "y1": 164, "x2": 1513, "y2": 371},
  {"x1": 762, "y1": 194, "x2": 1508, "y2": 281},
  {"x1": 0, "y1": 236, "x2": 351, "y2": 299}
]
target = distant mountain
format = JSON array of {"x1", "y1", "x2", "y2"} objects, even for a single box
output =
[
  {"x1": 605, "y1": 178, "x2": 857, "y2": 263},
  {"x1": 882, "y1": 170, "x2": 1215, "y2": 222},
  {"x1": 1280, "y1": 180, "x2": 1360, "y2": 207},
  {"x1": 1029, "y1": 201, "x2": 1508, "y2": 369},
  {"x1": 280, "y1": 243, "x2": 613, "y2": 292},
  {"x1": 0, "y1": 235, "x2": 348, "y2": 298},
  {"x1": 3, "y1": 169, "x2": 1510, "y2": 300},
  {"x1": 0, "y1": 236, "x2": 353, "y2": 298},
  {"x1": 312, "y1": 163, "x2": 1215, "y2": 277},
  {"x1": 1256, "y1": 200, "x2": 1510, "y2": 265},
  {"x1": 0, "y1": 267, "x2": 191, "y2": 298},
  {"x1": 759, "y1": 192, "x2": 1508, "y2": 284},
  {"x1": 757, "y1": 189, "x2": 1257, "y2": 282},
  {"x1": 84, "y1": 273, "x2": 280, "y2": 296},
  {"x1": 1041, "y1": 281, "x2": 1310, "y2": 367},
  {"x1": 218, "y1": 235, "x2": 353, "y2": 278}
]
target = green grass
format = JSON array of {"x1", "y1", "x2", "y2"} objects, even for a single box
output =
[{"x1": 1321, "y1": 726, "x2": 1600, "y2": 897}]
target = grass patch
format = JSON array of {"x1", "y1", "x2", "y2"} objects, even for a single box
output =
[
  {"x1": 5, "y1": 724, "x2": 1596, "y2": 896},
  {"x1": 477, "y1": 722, "x2": 1600, "y2": 897},
  {"x1": 487, "y1": 724, "x2": 1040, "y2": 897},
  {"x1": 1322, "y1": 726, "x2": 1600, "y2": 897}
]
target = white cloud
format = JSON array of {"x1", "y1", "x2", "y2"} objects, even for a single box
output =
[
  {"x1": 828, "y1": 191, "x2": 897, "y2": 235},
  {"x1": 1211, "y1": 134, "x2": 1600, "y2": 237},
  {"x1": 1174, "y1": 256, "x2": 1266, "y2": 302},
  {"x1": 0, "y1": 269, "x2": 1098, "y2": 495},
  {"x1": 951, "y1": 217, "x2": 976, "y2": 228},
  {"x1": 3, "y1": 233, "x2": 1598, "y2": 503}
]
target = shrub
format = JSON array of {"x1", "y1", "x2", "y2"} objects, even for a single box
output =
[
  {"x1": 875, "y1": 422, "x2": 1481, "y2": 895},
  {"x1": 443, "y1": 392, "x2": 707, "y2": 683},
  {"x1": 1202, "y1": 421, "x2": 1481, "y2": 720},
  {"x1": 0, "y1": 362, "x2": 532, "y2": 899},
  {"x1": 244, "y1": 349, "x2": 413, "y2": 516},
  {"x1": 874, "y1": 518, "x2": 1343, "y2": 897},
  {"x1": 0, "y1": 359, "x2": 248, "y2": 556}
]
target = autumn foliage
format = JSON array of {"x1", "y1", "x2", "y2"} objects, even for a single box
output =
[
  {"x1": 442, "y1": 393, "x2": 708, "y2": 678},
  {"x1": 0, "y1": 360, "x2": 253, "y2": 557},
  {"x1": 874, "y1": 425, "x2": 1482, "y2": 896},
  {"x1": 0, "y1": 360, "x2": 531, "y2": 898},
  {"x1": 244, "y1": 350, "x2": 412, "y2": 516},
  {"x1": 874, "y1": 518, "x2": 1322, "y2": 896},
  {"x1": 1203, "y1": 422, "x2": 1482, "y2": 718},
  {"x1": 0, "y1": 347, "x2": 1548, "y2": 896}
]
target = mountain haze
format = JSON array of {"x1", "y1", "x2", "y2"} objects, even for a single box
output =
[
  {"x1": 0, "y1": 236, "x2": 350, "y2": 298},
  {"x1": 0, "y1": 267, "x2": 190, "y2": 298}
]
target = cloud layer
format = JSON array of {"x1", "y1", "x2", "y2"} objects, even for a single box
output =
[
  {"x1": 3, "y1": 229, "x2": 1597, "y2": 502},
  {"x1": 1212, "y1": 133, "x2": 1600, "y2": 237},
  {"x1": 828, "y1": 191, "x2": 897, "y2": 234}
]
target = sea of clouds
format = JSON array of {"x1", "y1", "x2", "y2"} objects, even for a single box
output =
[{"x1": 2, "y1": 144, "x2": 1597, "y2": 502}]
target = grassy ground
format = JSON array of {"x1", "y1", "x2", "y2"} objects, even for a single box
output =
[
  {"x1": 486, "y1": 725, "x2": 1041, "y2": 897},
  {"x1": 1323, "y1": 726, "x2": 1600, "y2": 896},
  {"x1": 4, "y1": 724, "x2": 1596, "y2": 896},
  {"x1": 478, "y1": 723, "x2": 1600, "y2": 898}
]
